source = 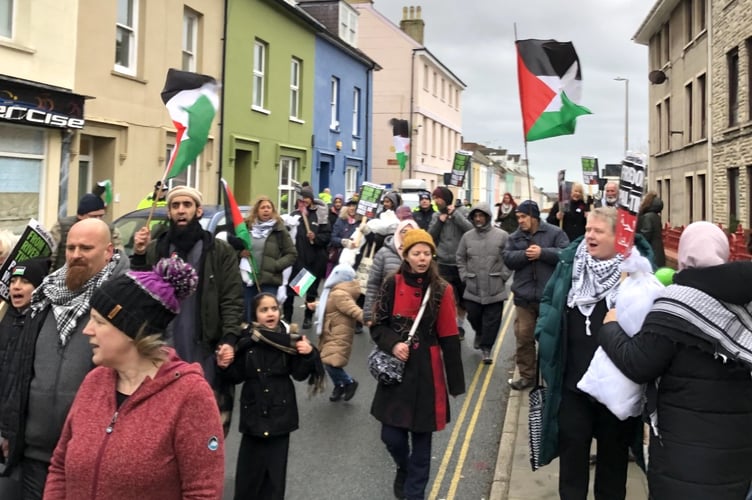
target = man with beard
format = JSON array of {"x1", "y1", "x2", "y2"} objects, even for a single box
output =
[
  {"x1": 595, "y1": 181, "x2": 619, "y2": 208},
  {"x1": 0, "y1": 219, "x2": 128, "y2": 499},
  {"x1": 130, "y1": 186, "x2": 243, "y2": 434}
]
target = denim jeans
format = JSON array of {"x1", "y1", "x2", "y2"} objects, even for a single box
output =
[{"x1": 325, "y1": 364, "x2": 353, "y2": 387}]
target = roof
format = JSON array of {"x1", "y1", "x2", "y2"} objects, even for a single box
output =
[{"x1": 633, "y1": 0, "x2": 683, "y2": 45}]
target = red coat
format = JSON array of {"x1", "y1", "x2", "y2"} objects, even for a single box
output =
[
  {"x1": 370, "y1": 272, "x2": 465, "y2": 432},
  {"x1": 44, "y1": 349, "x2": 224, "y2": 500}
]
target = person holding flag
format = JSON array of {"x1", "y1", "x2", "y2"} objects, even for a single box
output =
[
  {"x1": 131, "y1": 186, "x2": 243, "y2": 435},
  {"x1": 239, "y1": 196, "x2": 297, "y2": 322}
]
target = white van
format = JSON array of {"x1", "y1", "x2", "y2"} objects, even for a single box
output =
[{"x1": 399, "y1": 179, "x2": 428, "y2": 209}]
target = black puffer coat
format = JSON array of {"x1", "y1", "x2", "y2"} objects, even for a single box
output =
[{"x1": 598, "y1": 262, "x2": 752, "y2": 500}]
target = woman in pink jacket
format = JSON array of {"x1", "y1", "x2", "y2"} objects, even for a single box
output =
[{"x1": 44, "y1": 257, "x2": 225, "y2": 500}]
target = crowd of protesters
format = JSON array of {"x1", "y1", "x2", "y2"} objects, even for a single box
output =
[{"x1": 0, "y1": 177, "x2": 748, "y2": 500}]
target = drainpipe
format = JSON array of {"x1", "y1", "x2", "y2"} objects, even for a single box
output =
[
  {"x1": 408, "y1": 49, "x2": 416, "y2": 180},
  {"x1": 58, "y1": 129, "x2": 74, "y2": 219},
  {"x1": 217, "y1": 0, "x2": 229, "y2": 203},
  {"x1": 706, "y1": 0, "x2": 713, "y2": 224}
]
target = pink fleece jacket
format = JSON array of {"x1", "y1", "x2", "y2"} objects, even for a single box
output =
[{"x1": 44, "y1": 349, "x2": 224, "y2": 500}]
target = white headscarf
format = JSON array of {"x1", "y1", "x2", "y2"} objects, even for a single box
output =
[
  {"x1": 315, "y1": 263, "x2": 357, "y2": 336},
  {"x1": 678, "y1": 221, "x2": 729, "y2": 270}
]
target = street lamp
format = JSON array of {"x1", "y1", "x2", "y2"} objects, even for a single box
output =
[{"x1": 614, "y1": 77, "x2": 629, "y2": 156}]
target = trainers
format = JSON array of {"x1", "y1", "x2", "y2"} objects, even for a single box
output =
[
  {"x1": 393, "y1": 467, "x2": 407, "y2": 499},
  {"x1": 458, "y1": 326, "x2": 465, "y2": 340},
  {"x1": 482, "y1": 348, "x2": 493, "y2": 365},
  {"x1": 508, "y1": 377, "x2": 534, "y2": 391},
  {"x1": 343, "y1": 380, "x2": 359, "y2": 401},
  {"x1": 302, "y1": 317, "x2": 313, "y2": 329},
  {"x1": 329, "y1": 385, "x2": 345, "y2": 402}
]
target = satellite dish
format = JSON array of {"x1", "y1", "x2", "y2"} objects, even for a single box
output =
[{"x1": 648, "y1": 70, "x2": 667, "y2": 84}]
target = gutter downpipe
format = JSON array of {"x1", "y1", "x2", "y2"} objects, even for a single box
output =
[
  {"x1": 706, "y1": 0, "x2": 713, "y2": 224},
  {"x1": 217, "y1": 0, "x2": 229, "y2": 204},
  {"x1": 409, "y1": 49, "x2": 416, "y2": 180}
]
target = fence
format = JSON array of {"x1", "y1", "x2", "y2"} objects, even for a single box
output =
[{"x1": 662, "y1": 223, "x2": 752, "y2": 268}]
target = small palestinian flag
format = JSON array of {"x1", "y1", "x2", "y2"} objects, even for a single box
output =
[
  {"x1": 221, "y1": 178, "x2": 257, "y2": 281},
  {"x1": 290, "y1": 268, "x2": 316, "y2": 297},
  {"x1": 96, "y1": 179, "x2": 112, "y2": 206},
  {"x1": 391, "y1": 118, "x2": 410, "y2": 171},
  {"x1": 161, "y1": 69, "x2": 219, "y2": 179},
  {"x1": 516, "y1": 39, "x2": 592, "y2": 142}
]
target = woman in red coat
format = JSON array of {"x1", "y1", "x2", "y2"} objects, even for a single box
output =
[{"x1": 370, "y1": 229, "x2": 465, "y2": 500}]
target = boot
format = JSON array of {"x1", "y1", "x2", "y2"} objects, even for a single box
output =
[{"x1": 329, "y1": 385, "x2": 345, "y2": 402}]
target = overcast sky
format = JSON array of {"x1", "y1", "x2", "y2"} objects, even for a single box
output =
[{"x1": 370, "y1": 0, "x2": 656, "y2": 193}]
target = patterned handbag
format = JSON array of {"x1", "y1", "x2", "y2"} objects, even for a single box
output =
[
  {"x1": 528, "y1": 359, "x2": 547, "y2": 471},
  {"x1": 367, "y1": 286, "x2": 431, "y2": 385}
]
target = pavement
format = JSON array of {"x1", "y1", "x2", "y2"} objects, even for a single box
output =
[{"x1": 488, "y1": 372, "x2": 649, "y2": 500}]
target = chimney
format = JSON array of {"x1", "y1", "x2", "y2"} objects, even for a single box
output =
[{"x1": 400, "y1": 6, "x2": 425, "y2": 45}]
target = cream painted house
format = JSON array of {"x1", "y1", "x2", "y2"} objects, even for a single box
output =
[{"x1": 347, "y1": 1, "x2": 465, "y2": 190}]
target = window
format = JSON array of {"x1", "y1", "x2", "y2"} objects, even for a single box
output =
[
  {"x1": 182, "y1": 9, "x2": 198, "y2": 72},
  {"x1": 422, "y1": 117, "x2": 428, "y2": 154},
  {"x1": 748, "y1": 167, "x2": 752, "y2": 228},
  {"x1": 684, "y1": 0, "x2": 693, "y2": 43},
  {"x1": 352, "y1": 87, "x2": 360, "y2": 136},
  {"x1": 662, "y1": 23, "x2": 670, "y2": 64},
  {"x1": 748, "y1": 38, "x2": 752, "y2": 121},
  {"x1": 290, "y1": 58, "x2": 301, "y2": 119},
  {"x1": 338, "y1": 2, "x2": 358, "y2": 47},
  {"x1": 728, "y1": 47, "x2": 739, "y2": 126},
  {"x1": 698, "y1": 73, "x2": 706, "y2": 139},
  {"x1": 698, "y1": 173, "x2": 707, "y2": 220},
  {"x1": 253, "y1": 40, "x2": 267, "y2": 109},
  {"x1": 0, "y1": 123, "x2": 43, "y2": 231},
  {"x1": 78, "y1": 137, "x2": 93, "y2": 201},
  {"x1": 650, "y1": 33, "x2": 661, "y2": 69},
  {"x1": 448, "y1": 83, "x2": 453, "y2": 107},
  {"x1": 728, "y1": 167, "x2": 740, "y2": 226},
  {"x1": 656, "y1": 102, "x2": 663, "y2": 152},
  {"x1": 345, "y1": 166, "x2": 358, "y2": 199},
  {"x1": 441, "y1": 78, "x2": 445, "y2": 101},
  {"x1": 665, "y1": 97, "x2": 671, "y2": 150},
  {"x1": 697, "y1": 0, "x2": 706, "y2": 32},
  {"x1": 278, "y1": 157, "x2": 298, "y2": 215},
  {"x1": 330, "y1": 77, "x2": 339, "y2": 130},
  {"x1": 165, "y1": 143, "x2": 200, "y2": 189},
  {"x1": 433, "y1": 72, "x2": 437, "y2": 96},
  {"x1": 685, "y1": 82, "x2": 693, "y2": 142},
  {"x1": 0, "y1": 0, "x2": 12, "y2": 38},
  {"x1": 115, "y1": 0, "x2": 138, "y2": 75},
  {"x1": 664, "y1": 178, "x2": 671, "y2": 222},
  {"x1": 423, "y1": 65, "x2": 429, "y2": 90},
  {"x1": 685, "y1": 175, "x2": 694, "y2": 222}
]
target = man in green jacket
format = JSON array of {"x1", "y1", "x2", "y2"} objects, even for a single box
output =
[{"x1": 131, "y1": 185, "x2": 243, "y2": 434}]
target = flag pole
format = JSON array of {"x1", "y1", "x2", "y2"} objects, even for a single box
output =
[{"x1": 514, "y1": 23, "x2": 534, "y2": 201}]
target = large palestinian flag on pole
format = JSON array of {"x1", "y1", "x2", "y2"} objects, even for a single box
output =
[
  {"x1": 161, "y1": 69, "x2": 219, "y2": 179},
  {"x1": 516, "y1": 39, "x2": 592, "y2": 142},
  {"x1": 391, "y1": 118, "x2": 410, "y2": 171}
]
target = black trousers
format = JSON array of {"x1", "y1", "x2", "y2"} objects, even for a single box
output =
[
  {"x1": 558, "y1": 388, "x2": 638, "y2": 500},
  {"x1": 234, "y1": 433, "x2": 290, "y2": 500},
  {"x1": 464, "y1": 300, "x2": 504, "y2": 349},
  {"x1": 381, "y1": 424, "x2": 432, "y2": 500}
]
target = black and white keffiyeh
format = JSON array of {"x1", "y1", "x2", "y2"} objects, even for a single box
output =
[
  {"x1": 567, "y1": 240, "x2": 624, "y2": 335},
  {"x1": 30, "y1": 254, "x2": 121, "y2": 345}
]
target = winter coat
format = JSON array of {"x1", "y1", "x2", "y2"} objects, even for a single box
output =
[
  {"x1": 502, "y1": 221, "x2": 569, "y2": 305},
  {"x1": 290, "y1": 202, "x2": 331, "y2": 278},
  {"x1": 44, "y1": 350, "x2": 225, "y2": 500},
  {"x1": 546, "y1": 199, "x2": 589, "y2": 242},
  {"x1": 363, "y1": 235, "x2": 402, "y2": 323},
  {"x1": 247, "y1": 219, "x2": 297, "y2": 286},
  {"x1": 0, "y1": 305, "x2": 27, "y2": 399},
  {"x1": 598, "y1": 262, "x2": 752, "y2": 500},
  {"x1": 637, "y1": 197, "x2": 665, "y2": 267},
  {"x1": 220, "y1": 323, "x2": 320, "y2": 437},
  {"x1": 318, "y1": 280, "x2": 363, "y2": 368},
  {"x1": 456, "y1": 203, "x2": 512, "y2": 304},
  {"x1": 370, "y1": 273, "x2": 465, "y2": 432},
  {"x1": 0, "y1": 255, "x2": 130, "y2": 474},
  {"x1": 495, "y1": 205, "x2": 518, "y2": 234},
  {"x1": 412, "y1": 206, "x2": 435, "y2": 231},
  {"x1": 131, "y1": 230, "x2": 244, "y2": 350},
  {"x1": 533, "y1": 235, "x2": 654, "y2": 467},
  {"x1": 428, "y1": 208, "x2": 473, "y2": 266}
]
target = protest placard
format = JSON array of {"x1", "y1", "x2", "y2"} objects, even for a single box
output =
[
  {"x1": 581, "y1": 156, "x2": 600, "y2": 186},
  {"x1": 0, "y1": 219, "x2": 55, "y2": 302},
  {"x1": 615, "y1": 153, "x2": 647, "y2": 255},
  {"x1": 449, "y1": 150, "x2": 472, "y2": 187},
  {"x1": 356, "y1": 182, "x2": 386, "y2": 218}
]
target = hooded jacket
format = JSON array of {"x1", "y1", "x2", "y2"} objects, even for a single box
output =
[
  {"x1": 318, "y1": 278, "x2": 363, "y2": 368},
  {"x1": 598, "y1": 262, "x2": 752, "y2": 500},
  {"x1": 44, "y1": 350, "x2": 225, "y2": 500},
  {"x1": 637, "y1": 197, "x2": 665, "y2": 267},
  {"x1": 363, "y1": 235, "x2": 402, "y2": 323},
  {"x1": 428, "y1": 207, "x2": 473, "y2": 266},
  {"x1": 456, "y1": 203, "x2": 513, "y2": 304}
]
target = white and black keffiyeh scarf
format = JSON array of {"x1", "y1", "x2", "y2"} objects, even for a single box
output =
[
  {"x1": 567, "y1": 240, "x2": 623, "y2": 335},
  {"x1": 30, "y1": 254, "x2": 121, "y2": 345}
]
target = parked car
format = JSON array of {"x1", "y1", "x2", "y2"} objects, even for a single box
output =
[{"x1": 113, "y1": 204, "x2": 250, "y2": 256}]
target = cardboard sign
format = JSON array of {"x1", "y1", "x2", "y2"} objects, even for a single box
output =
[
  {"x1": 581, "y1": 156, "x2": 600, "y2": 186},
  {"x1": 0, "y1": 219, "x2": 55, "y2": 302},
  {"x1": 289, "y1": 267, "x2": 316, "y2": 297},
  {"x1": 356, "y1": 182, "x2": 386, "y2": 218},
  {"x1": 449, "y1": 150, "x2": 472, "y2": 187},
  {"x1": 614, "y1": 153, "x2": 647, "y2": 256}
]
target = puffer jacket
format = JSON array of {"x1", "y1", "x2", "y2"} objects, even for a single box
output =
[
  {"x1": 637, "y1": 197, "x2": 665, "y2": 267},
  {"x1": 456, "y1": 203, "x2": 512, "y2": 304},
  {"x1": 363, "y1": 235, "x2": 402, "y2": 323},
  {"x1": 318, "y1": 280, "x2": 363, "y2": 368},
  {"x1": 428, "y1": 208, "x2": 473, "y2": 266},
  {"x1": 502, "y1": 220, "x2": 569, "y2": 305},
  {"x1": 598, "y1": 262, "x2": 752, "y2": 500},
  {"x1": 250, "y1": 219, "x2": 297, "y2": 286}
]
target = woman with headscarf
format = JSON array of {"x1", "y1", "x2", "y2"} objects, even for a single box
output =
[
  {"x1": 598, "y1": 221, "x2": 752, "y2": 500},
  {"x1": 370, "y1": 229, "x2": 465, "y2": 500},
  {"x1": 44, "y1": 257, "x2": 225, "y2": 499},
  {"x1": 241, "y1": 196, "x2": 298, "y2": 321},
  {"x1": 535, "y1": 207, "x2": 652, "y2": 500},
  {"x1": 495, "y1": 192, "x2": 518, "y2": 234}
]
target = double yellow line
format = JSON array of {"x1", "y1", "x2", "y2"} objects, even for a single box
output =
[{"x1": 428, "y1": 298, "x2": 515, "y2": 499}]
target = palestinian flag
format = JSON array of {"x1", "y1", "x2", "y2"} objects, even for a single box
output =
[
  {"x1": 96, "y1": 179, "x2": 112, "y2": 206},
  {"x1": 221, "y1": 178, "x2": 257, "y2": 280},
  {"x1": 161, "y1": 69, "x2": 219, "y2": 179},
  {"x1": 391, "y1": 118, "x2": 410, "y2": 171},
  {"x1": 516, "y1": 39, "x2": 592, "y2": 142}
]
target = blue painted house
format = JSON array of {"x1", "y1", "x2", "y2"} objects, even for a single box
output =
[{"x1": 298, "y1": 0, "x2": 380, "y2": 199}]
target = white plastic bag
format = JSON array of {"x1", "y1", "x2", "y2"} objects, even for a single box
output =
[{"x1": 577, "y1": 248, "x2": 665, "y2": 420}]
